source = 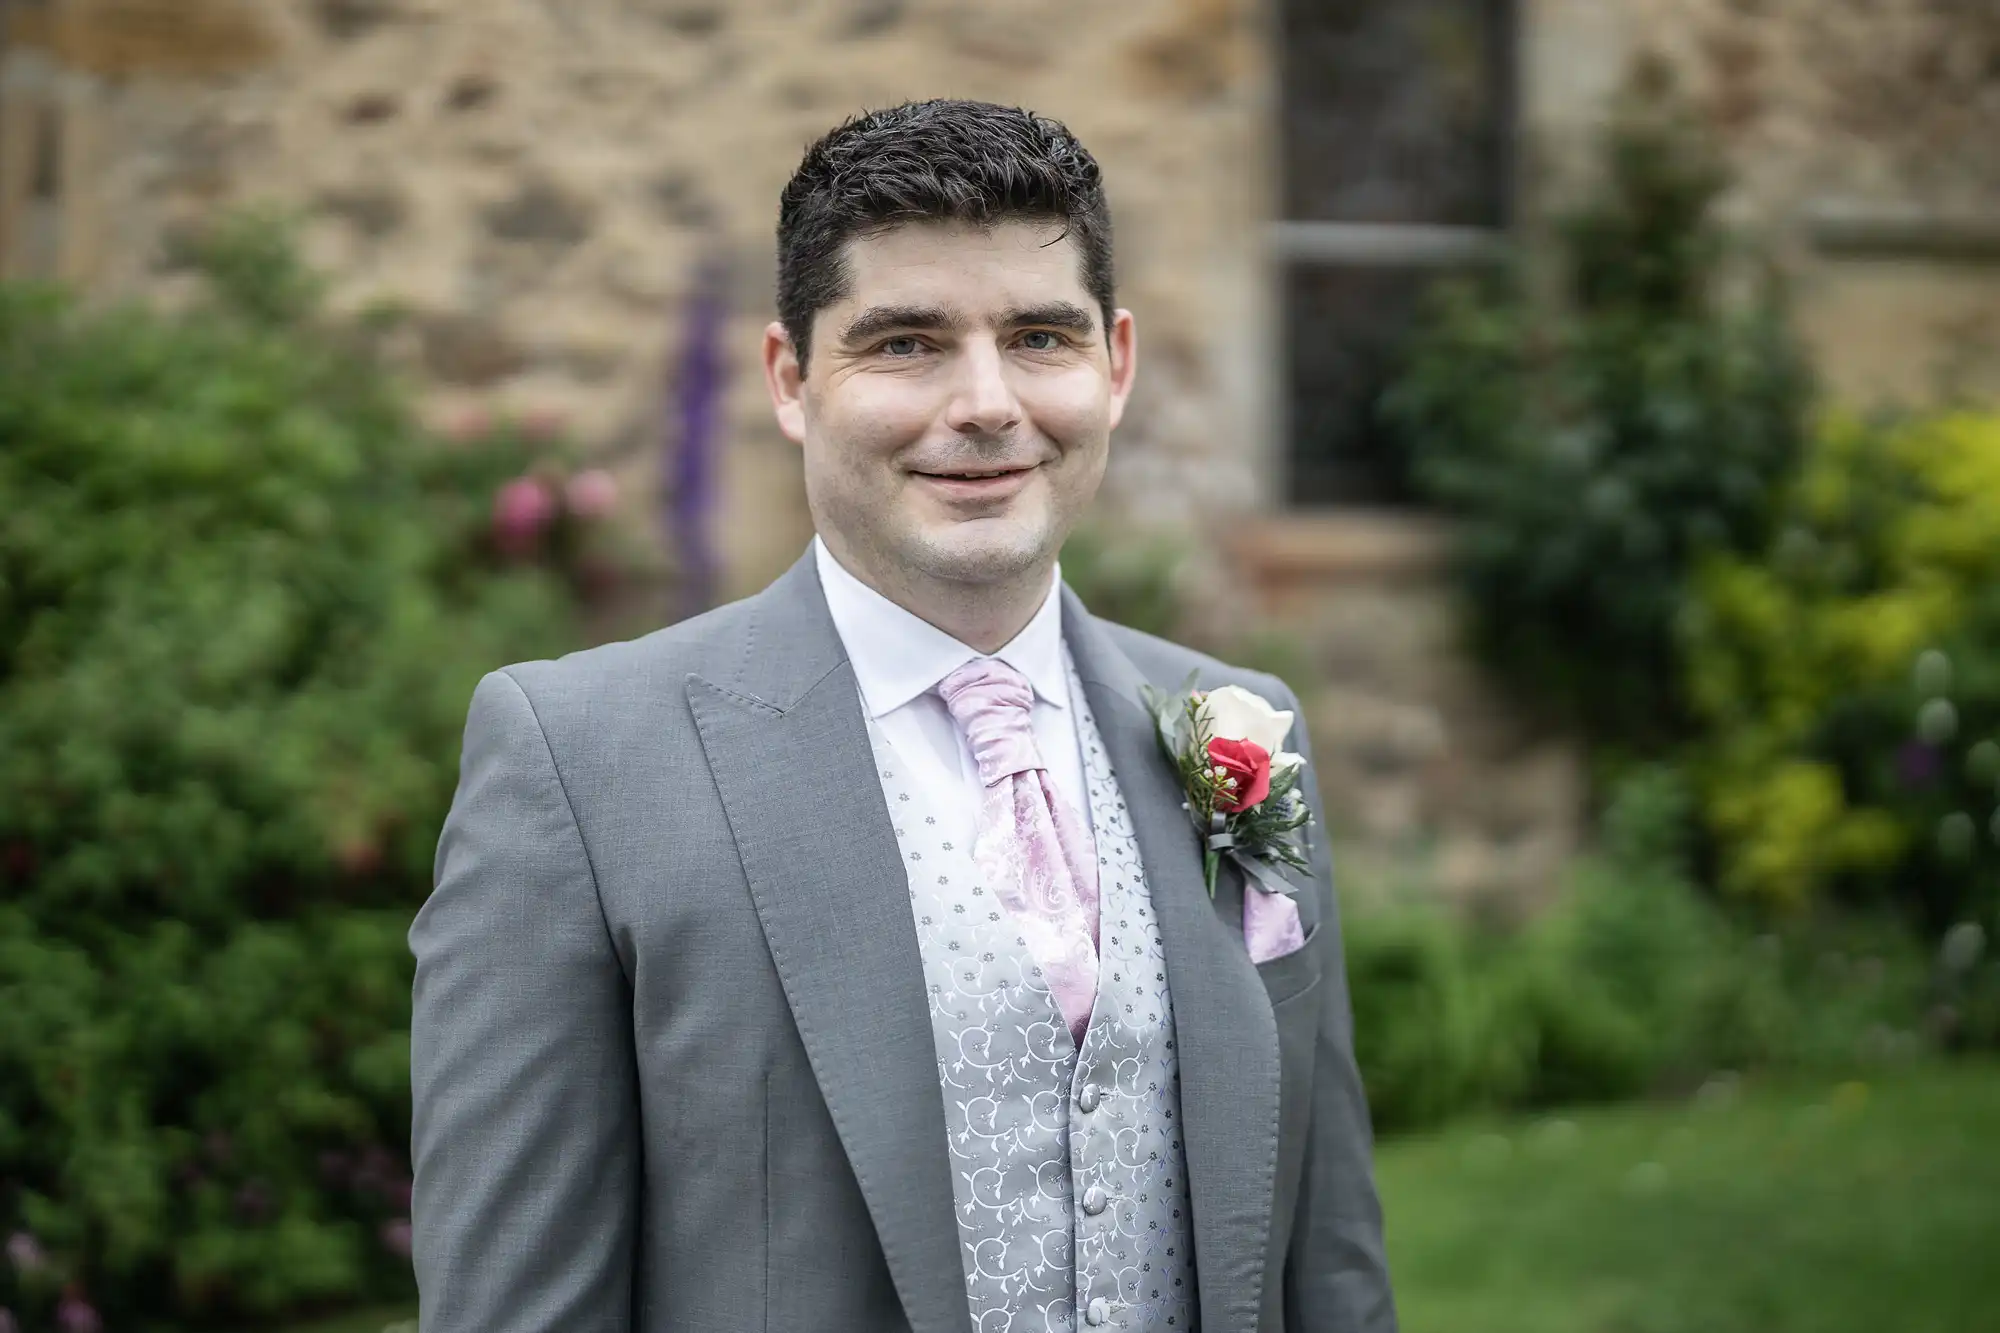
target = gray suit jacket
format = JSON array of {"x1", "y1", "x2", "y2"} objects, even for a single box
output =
[{"x1": 410, "y1": 549, "x2": 1395, "y2": 1333}]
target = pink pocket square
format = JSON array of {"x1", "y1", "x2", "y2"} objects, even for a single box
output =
[{"x1": 1245, "y1": 887, "x2": 1307, "y2": 964}]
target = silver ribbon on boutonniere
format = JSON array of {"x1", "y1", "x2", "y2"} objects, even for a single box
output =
[{"x1": 1207, "y1": 812, "x2": 1302, "y2": 897}]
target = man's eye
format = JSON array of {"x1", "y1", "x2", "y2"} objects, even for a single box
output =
[
  {"x1": 1019, "y1": 331, "x2": 1062, "y2": 351},
  {"x1": 882, "y1": 336, "x2": 923, "y2": 357}
]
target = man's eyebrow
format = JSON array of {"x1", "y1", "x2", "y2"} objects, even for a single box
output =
[
  {"x1": 1003, "y1": 302, "x2": 1098, "y2": 334},
  {"x1": 839, "y1": 305, "x2": 965, "y2": 345}
]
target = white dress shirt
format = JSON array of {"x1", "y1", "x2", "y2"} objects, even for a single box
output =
[{"x1": 812, "y1": 537, "x2": 1092, "y2": 855}]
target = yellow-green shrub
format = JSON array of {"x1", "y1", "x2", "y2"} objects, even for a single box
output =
[{"x1": 1683, "y1": 411, "x2": 2000, "y2": 921}]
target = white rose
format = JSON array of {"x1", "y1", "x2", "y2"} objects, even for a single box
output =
[
  {"x1": 1197, "y1": 684, "x2": 1295, "y2": 756},
  {"x1": 1272, "y1": 750, "x2": 1305, "y2": 777}
]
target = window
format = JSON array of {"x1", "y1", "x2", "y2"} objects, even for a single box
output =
[{"x1": 1279, "y1": 0, "x2": 1515, "y2": 505}]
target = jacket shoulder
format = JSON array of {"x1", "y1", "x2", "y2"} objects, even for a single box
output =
[{"x1": 487, "y1": 594, "x2": 760, "y2": 723}]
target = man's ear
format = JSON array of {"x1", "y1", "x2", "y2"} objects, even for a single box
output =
[
  {"x1": 1105, "y1": 308, "x2": 1138, "y2": 432},
  {"x1": 762, "y1": 321, "x2": 807, "y2": 445}
]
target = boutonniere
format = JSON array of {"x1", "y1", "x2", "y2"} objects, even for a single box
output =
[{"x1": 1140, "y1": 678, "x2": 1313, "y2": 898}]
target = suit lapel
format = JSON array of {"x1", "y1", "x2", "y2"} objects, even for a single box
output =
[
  {"x1": 686, "y1": 554, "x2": 967, "y2": 1333},
  {"x1": 1064, "y1": 591, "x2": 1283, "y2": 1332}
]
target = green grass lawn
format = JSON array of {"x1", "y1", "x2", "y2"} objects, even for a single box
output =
[
  {"x1": 1377, "y1": 1061, "x2": 2000, "y2": 1333},
  {"x1": 274, "y1": 1064, "x2": 2000, "y2": 1333}
]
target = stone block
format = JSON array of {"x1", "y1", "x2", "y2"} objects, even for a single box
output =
[
  {"x1": 1122, "y1": 0, "x2": 1253, "y2": 102},
  {"x1": 647, "y1": 172, "x2": 718, "y2": 230},
  {"x1": 418, "y1": 312, "x2": 528, "y2": 387},
  {"x1": 26, "y1": 0, "x2": 280, "y2": 78},
  {"x1": 482, "y1": 178, "x2": 596, "y2": 251},
  {"x1": 315, "y1": 181, "x2": 407, "y2": 238},
  {"x1": 443, "y1": 72, "x2": 501, "y2": 114},
  {"x1": 632, "y1": 1, "x2": 726, "y2": 37},
  {"x1": 837, "y1": 0, "x2": 908, "y2": 41},
  {"x1": 314, "y1": 0, "x2": 400, "y2": 41},
  {"x1": 341, "y1": 92, "x2": 402, "y2": 125}
]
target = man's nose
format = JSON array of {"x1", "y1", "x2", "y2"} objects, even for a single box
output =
[{"x1": 944, "y1": 338, "x2": 1023, "y2": 438}]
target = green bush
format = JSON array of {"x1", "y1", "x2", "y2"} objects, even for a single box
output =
[
  {"x1": 1059, "y1": 524, "x2": 1187, "y2": 641},
  {"x1": 1345, "y1": 907, "x2": 1528, "y2": 1131},
  {"x1": 1346, "y1": 767, "x2": 1937, "y2": 1134},
  {"x1": 0, "y1": 216, "x2": 626, "y2": 1328},
  {"x1": 1498, "y1": 771, "x2": 1717, "y2": 1104},
  {"x1": 1381, "y1": 58, "x2": 1809, "y2": 754},
  {"x1": 1682, "y1": 409, "x2": 2000, "y2": 929}
]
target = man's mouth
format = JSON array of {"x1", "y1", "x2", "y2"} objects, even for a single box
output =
[
  {"x1": 910, "y1": 462, "x2": 1041, "y2": 502},
  {"x1": 914, "y1": 464, "x2": 1035, "y2": 480}
]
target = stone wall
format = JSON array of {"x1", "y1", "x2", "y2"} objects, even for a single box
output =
[
  {"x1": 8, "y1": 0, "x2": 1995, "y2": 912},
  {"x1": 1525, "y1": 0, "x2": 2000, "y2": 405},
  {"x1": 2, "y1": 0, "x2": 1278, "y2": 599},
  {"x1": 15, "y1": 0, "x2": 1989, "y2": 575}
]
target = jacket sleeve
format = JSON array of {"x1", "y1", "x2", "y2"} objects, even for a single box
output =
[
  {"x1": 409, "y1": 669, "x2": 639, "y2": 1333},
  {"x1": 1272, "y1": 679, "x2": 1400, "y2": 1332}
]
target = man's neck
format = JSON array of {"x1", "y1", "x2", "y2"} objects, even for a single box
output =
[{"x1": 818, "y1": 536, "x2": 1053, "y2": 655}]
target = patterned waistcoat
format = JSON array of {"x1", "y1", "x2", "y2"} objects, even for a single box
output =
[{"x1": 867, "y1": 655, "x2": 1197, "y2": 1332}]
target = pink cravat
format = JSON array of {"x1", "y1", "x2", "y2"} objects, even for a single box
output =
[{"x1": 937, "y1": 658, "x2": 1100, "y2": 1045}]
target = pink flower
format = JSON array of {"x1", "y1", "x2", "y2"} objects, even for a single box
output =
[
  {"x1": 381, "y1": 1217, "x2": 414, "y2": 1260},
  {"x1": 0, "y1": 1303, "x2": 18, "y2": 1333},
  {"x1": 6, "y1": 1233, "x2": 43, "y2": 1273},
  {"x1": 565, "y1": 468, "x2": 619, "y2": 519},
  {"x1": 492, "y1": 476, "x2": 557, "y2": 554},
  {"x1": 56, "y1": 1297, "x2": 100, "y2": 1333}
]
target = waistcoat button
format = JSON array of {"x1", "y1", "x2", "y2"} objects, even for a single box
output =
[
  {"x1": 1078, "y1": 1082, "x2": 1101, "y2": 1113},
  {"x1": 1086, "y1": 1296, "x2": 1110, "y2": 1325},
  {"x1": 1081, "y1": 1185, "x2": 1108, "y2": 1215}
]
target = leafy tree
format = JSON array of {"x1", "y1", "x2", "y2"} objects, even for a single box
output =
[{"x1": 1383, "y1": 57, "x2": 1811, "y2": 758}]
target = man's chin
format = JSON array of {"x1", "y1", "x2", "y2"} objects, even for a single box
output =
[{"x1": 902, "y1": 520, "x2": 1059, "y2": 586}]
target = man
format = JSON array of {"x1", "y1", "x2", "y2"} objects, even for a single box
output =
[{"x1": 410, "y1": 99, "x2": 1395, "y2": 1332}]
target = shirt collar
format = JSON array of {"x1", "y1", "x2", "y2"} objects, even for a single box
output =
[{"x1": 812, "y1": 535, "x2": 1069, "y2": 721}]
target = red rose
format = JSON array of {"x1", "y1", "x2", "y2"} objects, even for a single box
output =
[{"x1": 1207, "y1": 737, "x2": 1272, "y2": 813}]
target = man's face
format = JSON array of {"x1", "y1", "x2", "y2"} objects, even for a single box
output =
[{"x1": 764, "y1": 219, "x2": 1137, "y2": 594}]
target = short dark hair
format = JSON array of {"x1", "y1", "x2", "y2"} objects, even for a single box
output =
[{"x1": 776, "y1": 99, "x2": 1115, "y2": 367}]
